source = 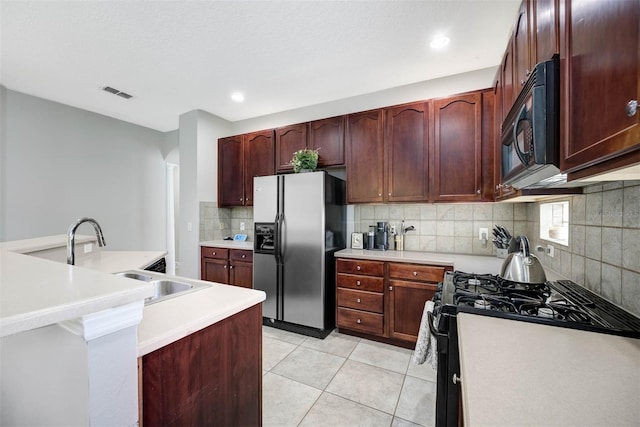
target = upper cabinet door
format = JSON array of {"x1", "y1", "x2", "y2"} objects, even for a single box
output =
[
  {"x1": 244, "y1": 130, "x2": 274, "y2": 206},
  {"x1": 218, "y1": 135, "x2": 245, "y2": 207},
  {"x1": 309, "y1": 116, "x2": 345, "y2": 167},
  {"x1": 431, "y1": 93, "x2": 483, "y2": 202},
  {"x1": 385, "y1": 102, "x2": 429, "y2": 203},
  {"x1": 513, "y1": 1, "x2": 532, "y2": 95},
  {"x1": 346, "y1": 110, "x2": 384, "y2": 203},
  {"x1": 533, "y1": 0, "x2": 559, "y2": 63},
  {"x1": 502, "y1": 41, "x2": 516, "y2": 115},
  {"x1": 560, "y1": 0, "x2": 640, "y2": 173},
  {"x1": 275, "y1": 123, "x2": 308, "y2": 172}
]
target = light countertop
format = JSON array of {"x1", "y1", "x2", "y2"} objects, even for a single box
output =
[
  {"x1": 335, "y1": 249, "x2": 505, "y2": 274},
  {"x1": 457, "y1": 313, "x2": 640, "y2": 426},
  {"x1": 136, "y1": 271, "x2": 265, "y2": 356},
  {"x1": 200, "y1": 240, "x2": 254, "y2": 250},
  {"x1": 0, "y1": 235, "x2": 165, "y2": 337}
]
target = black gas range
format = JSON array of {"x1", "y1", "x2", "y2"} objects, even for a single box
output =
[{"x1": 431, "y1": 270, "x2": 640, "y2": 427}]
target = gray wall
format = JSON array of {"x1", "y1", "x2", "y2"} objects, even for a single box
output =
[{"x1": 0, "y1": 88, "x2": 167, "y2": 251}]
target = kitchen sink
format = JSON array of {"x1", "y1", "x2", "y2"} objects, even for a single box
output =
[
  {"x1": 115, "y1": 272, "x2": 155, "y2": 282},
  {"x1": 115, "y1": 271, "x2": 210, "y2": 304}
]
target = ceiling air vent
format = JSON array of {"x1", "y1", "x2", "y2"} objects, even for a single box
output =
[{"x1": 101, "y1": 86, "x2": 133, "y2": 99}]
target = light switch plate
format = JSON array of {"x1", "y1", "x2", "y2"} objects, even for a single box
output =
[{"x1": 478, "y1": 227, "x2": 488, "y2": 241}]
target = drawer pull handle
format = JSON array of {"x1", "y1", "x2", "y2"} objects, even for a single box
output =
[
  {"x1": 626, "y1": 100, "x2": 638, "y2": 117},
  {"x1": 356, "y1": 280, "x2": 361, "y2": 286},
  {"x1": 356, "y1": 319, "x2": 361, "y2": 324},
  {"x1": 356, "y1": 265, "x2": 361, "y2": 271},
  {"x1": 453, "y1": 374, "x2": 462, "y2": 385},
  {"x1": 413, "y1": 271, "x2": 418, "y2": 276},
  {"x1": 357, "y1": 298, "x2": 361, "y2": 303}
]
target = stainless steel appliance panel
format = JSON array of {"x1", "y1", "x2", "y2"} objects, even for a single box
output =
[
  {"x1": 281, "y1": 172, "x2": 326, "y2": 328},
  {"x1": 253, "y1": 252, "x2": 278, "y2": 319},
  {"x1": 253, "y1": 175, "x2": 279, "y2": 223}
]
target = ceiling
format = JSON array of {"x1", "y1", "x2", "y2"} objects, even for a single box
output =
[{"x1": 1, "y1": 1, "x2": 520, "y2": 132}]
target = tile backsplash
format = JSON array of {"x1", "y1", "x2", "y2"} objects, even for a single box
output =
[
  {"x1": 528, "y1": 181, "x2": 640, "y2": 317},
  {"x1": 199, "y1": 180, "x2": 639, "y2": 317},
  {"x1": 353, "y1": 203, "x2": 528, "y2": 256}
]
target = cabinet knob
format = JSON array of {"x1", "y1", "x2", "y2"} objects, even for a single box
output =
[
  {"x1": 223, "y1": 265, "x2": 227, "y2": 269},
  {"x1": 525, "y1": 69, "x2": 531, "y2": 77},
  {"x1": 476, "y1": 189, "x2": 481, "y2": 195},
  {"x1": 357, "y1": 298, "x2": 361, "y2": 303},
  {"x1": 626, "y1": 100, "x2": 638, "y2": 117},
  {"x1": 242, "y1": 254, "x2": 246, "y2": 258},
  {"x1": 212, "y1": 252, "x2": 216, "y2": 255},
  {"x1": 520, "y1": 79, "x2": 526, "y2": 86},
  {"x1": 413, "y1": 271, "x2": 418, "y2": 277},
  {"x1": 378, "y1": 193, "x2": 382, "y2": 197},
  {"x1": 240, "y1": 198, "x2": 243, "y2": 202},
  {"x1": 388, "y1": 192, "x2": 392, "y2": 196},
  {"x1": 356, "y1": 265, "x2": 361, "y2": 271},
  {"x1": 356, "y1": 280, "x2": 361, "y2": 286},
  {"x1": 230, "y1": 265, "x2": 234, "y2": 269},
  {"x1": 389, "y1": 286, "x2": 393, "y2": 290},
  {"x1": 356, "y1": 319, "x2": 361, "y2": 324}
]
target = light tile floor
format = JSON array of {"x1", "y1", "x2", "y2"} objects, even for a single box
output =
[{"x1": 262, "y1": 326, "x2": 437, "y2": 427}]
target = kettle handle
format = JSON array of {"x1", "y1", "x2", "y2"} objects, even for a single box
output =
[{"x1": 519, "y1": 235, "x2": 531, "y2": 257}]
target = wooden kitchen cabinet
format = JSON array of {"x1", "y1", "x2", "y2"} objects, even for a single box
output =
[
  {"x1": 140, "y1": 304, "x2": 262, "y2": 426},
  {"x1": 218, "y1": 135, "x2": 244, "y2": 207},
  {"x1": 431, "y1": 92, "x2": 484, "y2": 202},
  {"x1": 201, "y1": 247, "x2": 253, "y2": 288},
  {"x1": 559, "y1": 0, "x2": 640, "y2": 173},
  {"x1": 275, "y1": 123, "x2": 308, "y2": 172},
  {"x1": 336, "y1": 257, "x2": 451, "y2": 345},
  {"x1": 388, "y1": 263, "x2": 448, "y2": 342},
  {"x1": 244, "y1": 130, "x2": 275, "y2": 206},
  {"x1": 532, "y1": 0, "x2": 559, "y2": 64},
  {"x1": 336, "y1": 259, "x2": 385, "y2": 336},
  {"x1": 229, "y1": 249, "x2": 253, "y2": 288},
  {"x1": 385, "y1": 102, "x2": 430, "y2": 202},
  {"x1": 309, "y1": 115, "x2": 345, "y2": 167},
  {"x1": 345, "y1": 109, "x2": 385, "y2": 203},
  {"x1": 218, "y1": 130, "x2": 274, "y2": 207},
  {"x1": 513, "y1": 0, "x2": 533, "y2": 94}
]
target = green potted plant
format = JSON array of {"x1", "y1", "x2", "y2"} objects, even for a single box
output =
[{"x1": 289, "y1": 147, "x2": 319, "y2": 173}]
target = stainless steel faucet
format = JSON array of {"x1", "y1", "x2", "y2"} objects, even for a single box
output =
[{"x1": 67, "y1": 217, "x2": 106, "y2": 265}]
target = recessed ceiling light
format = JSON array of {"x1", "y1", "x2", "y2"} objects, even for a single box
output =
[
  {"x1": 430, "y1": 35, "x2": 450, "y2": 49},
  {"x1": 231, "y1": 92, "x2": 245, "y2": 102}
]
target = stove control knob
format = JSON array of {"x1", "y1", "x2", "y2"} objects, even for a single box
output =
[{"x1": 452, "y1": 374, "x2": 462, "y2": 385}]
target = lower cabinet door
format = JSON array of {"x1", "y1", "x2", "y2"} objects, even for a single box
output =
[
  {"x1": 202, "y1": 258, "x2": 229, "y2": 284},
  {"x1": 230, "y1": 261, "x2": 253, "y2": 288},
  {"x1": 337, "y1": 307, "x2": 383, "y2": 335},
  {"x1": 388, "y1": 279, "x2": 437, "y2": 342}
]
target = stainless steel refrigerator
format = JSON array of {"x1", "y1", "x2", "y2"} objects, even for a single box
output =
[{"x1": 253, "y1": 172, "x2": 346, "y2": 338}]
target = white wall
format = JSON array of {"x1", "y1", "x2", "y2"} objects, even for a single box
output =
[
  {"x1": 229, "y1": 66, "x2": 497, "y2": 135},
  {"x1": 0, "y1": 88, "x2": 167, "y2": 250},
  {"x1": 177, "y1": 110, "x2": 231, "y2": 278}
]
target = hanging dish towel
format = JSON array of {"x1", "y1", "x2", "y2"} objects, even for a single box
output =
[{"x1": 412, "y1": 300, "x2": 438, "y2": 370}]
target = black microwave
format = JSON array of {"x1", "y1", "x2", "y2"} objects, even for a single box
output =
[{"x1": 501, "y1": 57, "x2": 562, "y2": 189}]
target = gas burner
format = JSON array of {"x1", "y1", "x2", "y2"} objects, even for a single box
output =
[
  {"x1": 518, "y1": 301, "x2": 592, "y2": 324},
  {"x1": 452, "y1": 271, "x2": 500, "y2": 293},
  {"x1": 454, "y1": 290, "x2": 518, "y2": 313}
]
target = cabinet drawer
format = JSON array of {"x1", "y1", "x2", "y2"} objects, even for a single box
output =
[
  {"x1": 337, "y1": 288, "x2": 383, "y2": 313},
  {"x1": 336, "y1": 259, "x2": 384, "y2": 276},
  {"x1": 337, "y1": 307, "x2": 383, "y2": 335},
  {"x1": 336, "y1": 273, "x2": 384, "y2": 292},
  {"x1": 201, "y1": 247, "x2": 229, "y2": 259},
  {"x1": 230, "y1": 249, "x2": 253, "y2": 262},
  {"x1": 388, "y1": 263, "x2": 447, "y2": 283}
]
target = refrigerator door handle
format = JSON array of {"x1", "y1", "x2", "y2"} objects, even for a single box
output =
[{"x1": 274, "y1": 213, "x2": 281, "y2": 264}]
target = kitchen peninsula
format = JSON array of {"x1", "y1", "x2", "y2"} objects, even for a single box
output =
[{"x1": 0, "y1": 235, "x2": 265, "y2": 426}]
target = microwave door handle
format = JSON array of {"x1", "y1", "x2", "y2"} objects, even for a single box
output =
[{"x1": 512, "y1": 102, "x2": 531, "y2": 166}]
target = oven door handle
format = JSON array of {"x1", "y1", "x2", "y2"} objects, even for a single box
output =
[{"x1": 427, "y1": 311, "x2": 447, "y2": 338}]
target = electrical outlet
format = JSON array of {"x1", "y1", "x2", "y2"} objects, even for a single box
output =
[
  {"x1": 547, "y1": 244, "x2": 555, "y2": 257},
  {"x1": 219, "y1": 222, "x2": 225, "y2": 230},
  {"x1": 83, "y1": 243, "x2": 93, "y2": 254},
  {"x1": 187, "y1": 222, "x2": 192, "y2": 232},
  {"x1": 478, "y1": 227, "x2": 488, "y2": 241},
  {"x1": 390, "y1": 225, "x2": 396, "y2": 234},
  {"x1": 240, "y1": 222, "x2": 245, "y2": 231}
]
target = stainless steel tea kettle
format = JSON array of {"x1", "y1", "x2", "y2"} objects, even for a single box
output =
[{"x1": 499, "y1": 235, "x2": 547, "y2": 284}]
